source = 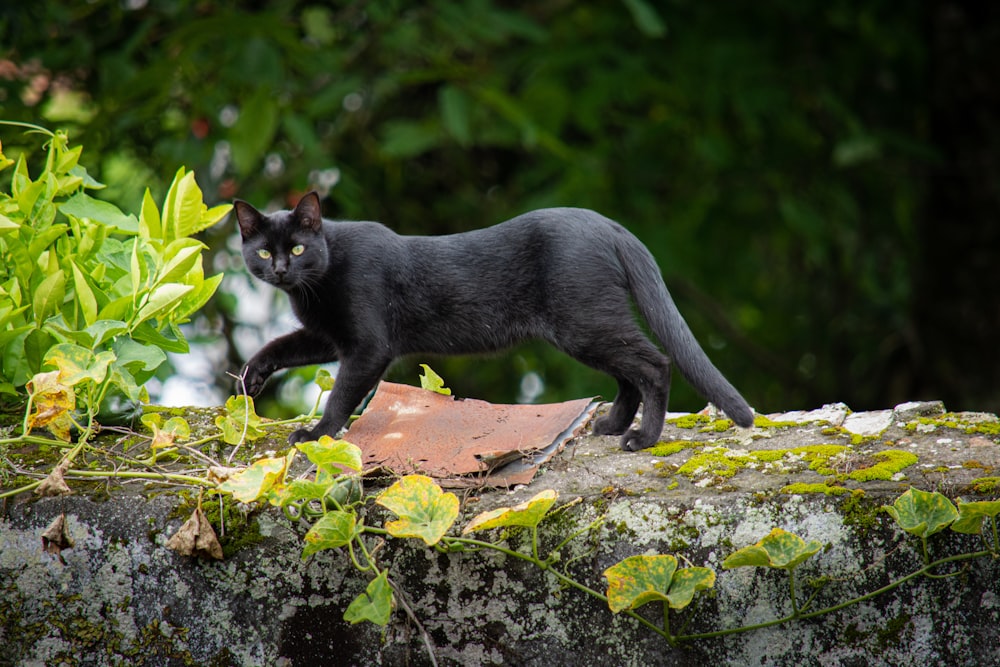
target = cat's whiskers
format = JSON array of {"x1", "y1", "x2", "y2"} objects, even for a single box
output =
[{"x1": 292, "y1": 267, "x2": 324, "y2": 304}]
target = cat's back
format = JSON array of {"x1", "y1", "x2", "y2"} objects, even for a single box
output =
[
  {"x1": 322, "y1": 208, "x2": 631, "y2": 281},
  {"x1": 426, "y1": 206, "x2": 626, "y2": 254},
  {"x1": 489, "y1": 206, "x2": 623, "y2": 238}
]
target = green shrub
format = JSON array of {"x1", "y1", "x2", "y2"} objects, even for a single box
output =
[{"x1": 0, "y1": 122, "x2": 228, "y2": 411}]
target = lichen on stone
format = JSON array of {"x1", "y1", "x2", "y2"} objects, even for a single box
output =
[
  {"x1": 843, "y1": 450, "x2": 918, "y2": 482},
  {"x1": 780, "y1": 482, "x2": 854, "y2": 496}
]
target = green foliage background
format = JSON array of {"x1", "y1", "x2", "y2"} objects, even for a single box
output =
[{"x1": 2, "y1": 1, "x2": 997, "y2": 415}]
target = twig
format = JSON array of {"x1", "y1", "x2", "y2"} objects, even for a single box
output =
[
  {"x1": 226, "y1": 370, "x2": 252, "y2": 465},
  {"x1": 388, "y1": 578, "x2": 438, "y2": 667}
]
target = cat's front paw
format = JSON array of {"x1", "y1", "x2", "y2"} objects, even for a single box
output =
[
  {"x1": 288, "y1": 426, "x2": 319, "y2": 445},
  {"x1": 238, "y1": 363, "x2": 270, "y2": 397}
]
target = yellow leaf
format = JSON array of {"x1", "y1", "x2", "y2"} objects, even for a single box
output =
[
  {"x1": 463, "y1": 490, "x2": 558, "y2": 534},
  {"x1": 419, "y1": 364, "x2": 451, "y2": 395},
  {"x1": 376, "y1": 475, "x2": 459, "y2": 545},
  {"x1": 26, "y1": 371, "x2": 76, "y2": 441},
  {"x1": 217, "y1": 450, "x2": 295, "y2": 503}
]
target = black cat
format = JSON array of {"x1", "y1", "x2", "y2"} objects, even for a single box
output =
[{"x1": 233, "y1": 192, "x2": 753, "y2": 451}]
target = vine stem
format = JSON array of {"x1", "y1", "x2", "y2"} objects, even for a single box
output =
[
  {"x1": 0, "y1": 480, "x2": 40, "y2": 499},
  {"x1": 387, "y1": 579, "x2": 439, "y2": 667},
  {"x1": 0, "y1": 120, "x2": 55, "y2": 136},
  {"x1": 788, "y1": 568, "x2": 800, "y2": 616},
  {"x1": 366, "y1": 528, "x2": 678, "y2": 645},
  {"x1": 364, "y1": 517, "x2": 994, "y2": 648},
  {"x1": 675, "y1": 548, "x2": 994, "y2": 643},
  {"x1": 61, "y1": 468, "x2": 216, "y2": 487}
]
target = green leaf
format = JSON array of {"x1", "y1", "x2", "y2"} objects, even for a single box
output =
[
  {"x1": 462, "y1": 489, "x2": 558, "y2": 534},
  {"x1": 439, "y1": 85, "x2": 472, "y2": 146},
  {"x1": 881, "y1": 487, "x2": 959, "y2": 539},
  {"x1": 69, "y1": 261, "x2": 98, "y2": 327},
  {"x1": 161, "y1": 168, "x2": 197, "y2": 242},
  {"x1": 29, "y1": 224, "x2": 70, "y2": 257},
  {"x1": 0, "y1": 303, "x2": 29, "y2": 333},
  {"x1": 621, "y1": 0, "x2": 667, "y2": 38},
  {"x1": 138, "y1": 188, "x2": 162, "y2": 240},
  {"x1": 157, "y1": 239, "x2": 205, "y2": 285},
  {"x1": 55, "y1": 143, "x2": 82, "y2": 175},
  {"x1": 302, "y1": 510, "x2": 358, "y2": 557},
  {"x1": 275, "y1": 478, "x2": 335, "y2": 506},
  {"x1": 722, "y1": 527, "x2": 823, "y2": 570},
  {"x1": 200, "y1": 203, "x2": 232, "y2": 233},
  {"x1": 217, "y1": 450, "x2": 295, "y2": 503},
  {"x1": 60, "y1": 192, "x2": 138, "y2": 233},
  {"x1": 214, "y1": 394, "x2": 266, "y2": 444},
  {"x1": 17, "y1": 176, "x2": 47, "y2": 218},
  {"x1": 70, "y1": 164, "x2": 104, "y2": 190},
  {"x1": 380, "y1": 120, "x2": 443, "y2": 159},
  {"x1": 98, "y1": 295, "x2": 133, "y2": 323},
  {"x1": 160, "y1": 168, "x2": 224, "y2": 241},
  {"x1": 343, "y1": 571, "x2": 393, "y2": 626},
  {"x1": 85, "y1": 320, "x2": 129, "y2": 347},
  {"x1": 604, "y1": 554, "x2": 690, "y2": 613},
  {"x1": 295, "y1": 436, "x2": 363, "y2": 476},
  {"x1": 376, "y1": 475, "x2": 459, "y2": 546},
  {"x1": 143, "y1": 414, "x2": 191, "y2": 450},
  {"x1": 173, "y1": 272, "x2": 223, "y2": 322},
  {"x1": 230, "y1": 91, "x2": 280, "y2": 174},
  {"x1": 0, "y1": 213, "x2": 18, "y2": 234},
  {"x1": 130, "y1": 321, "x2": 190, "y2": 354},
  {"x1": 135, "y1": 282, "x2": 194, "y2": 324},
  {"x1": 665, "y1": 567, "x2": 717, "y2": 610},
  {"x1": 129, "y1": 236, "x2": 144, "y2": 293},
  {"x1": 952, "y1": 500, "x2": 1000, "y2": 535},
  {"x1": 32, "y1": 270, "x2": 66, "y2": 325},
  {"x1": 113, "y1": 338, "x2": 168, "y2": 382},
  {"x1": 315, "y1": 367, "x2": 335, "y2": 391},
  {"x1": 419, "y1": 363, "x2": 451, "y2": 395}
]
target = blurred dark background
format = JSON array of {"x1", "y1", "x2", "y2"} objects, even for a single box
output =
[{"x1": 2, "y1": 1, "x2": 998, "y2": 417}]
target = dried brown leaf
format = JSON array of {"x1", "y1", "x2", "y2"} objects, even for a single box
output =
[
  {"x1": 166, "y1": 507, "x2": 223, "y2": 560},
  {"x1": 35, "y1": 459, "x2": 72, "y2": 497},
  {"x1": 41, "y1": 513, "x2": 74, "y2": 564},
  {"x1": 207, "y1": 466, "x2": 242, "y2": 485}
]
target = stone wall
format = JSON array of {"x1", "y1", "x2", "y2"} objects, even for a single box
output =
[{"x1": 3, "y1": 401, "x2": 1000, "y2": 666}]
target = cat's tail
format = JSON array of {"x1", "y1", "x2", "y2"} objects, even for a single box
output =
[{"x1": 617, "y1": 234, "x2": 754, "y2": 427}]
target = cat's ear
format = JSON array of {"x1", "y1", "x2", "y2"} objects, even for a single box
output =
[
  {"x1": 294, "y1": 192, "x2": 323, "y2": 232},
  {"x1": 233, "y1": 200, "x2": 261, "y2": 239}
]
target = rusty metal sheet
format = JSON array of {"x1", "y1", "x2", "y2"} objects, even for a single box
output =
[{"x1": 344, "y1": 382, "x2": 598, "y2": 488}]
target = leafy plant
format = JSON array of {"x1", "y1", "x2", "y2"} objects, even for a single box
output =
[{"x1": 0, "y1": 122, "x2": 227, "y2": 419}]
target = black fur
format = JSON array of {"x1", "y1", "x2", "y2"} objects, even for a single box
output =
[{"x1": 234, "y1": 192, "x2": 753, "y2": 451}]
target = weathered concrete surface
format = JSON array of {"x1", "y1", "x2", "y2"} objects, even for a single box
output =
[{"x1": 3, "y1": 400, "x2": 1000, "y2": 666}]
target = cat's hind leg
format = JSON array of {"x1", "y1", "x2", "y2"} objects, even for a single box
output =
[
  {"x1": 616, "y1": 349, "x2": 671, "y2": 452},
  {"x1": 592, "y1": 379, "x2": 642, "y2": 436},
  {"x1": 559, "y1": 331, "x2": 671, "y2": 452}
]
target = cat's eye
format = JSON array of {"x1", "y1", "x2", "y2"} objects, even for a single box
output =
[
  {"x1": 257, "y1": 248, "x2": 272, "y2": 259},
  {"x1": 291, "y1": 244, "x2": 305, "y2": 256}
]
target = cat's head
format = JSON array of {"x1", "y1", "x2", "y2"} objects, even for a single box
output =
[{"x1": 233, "y1": 191, "x2": 328, "y2": 291}]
